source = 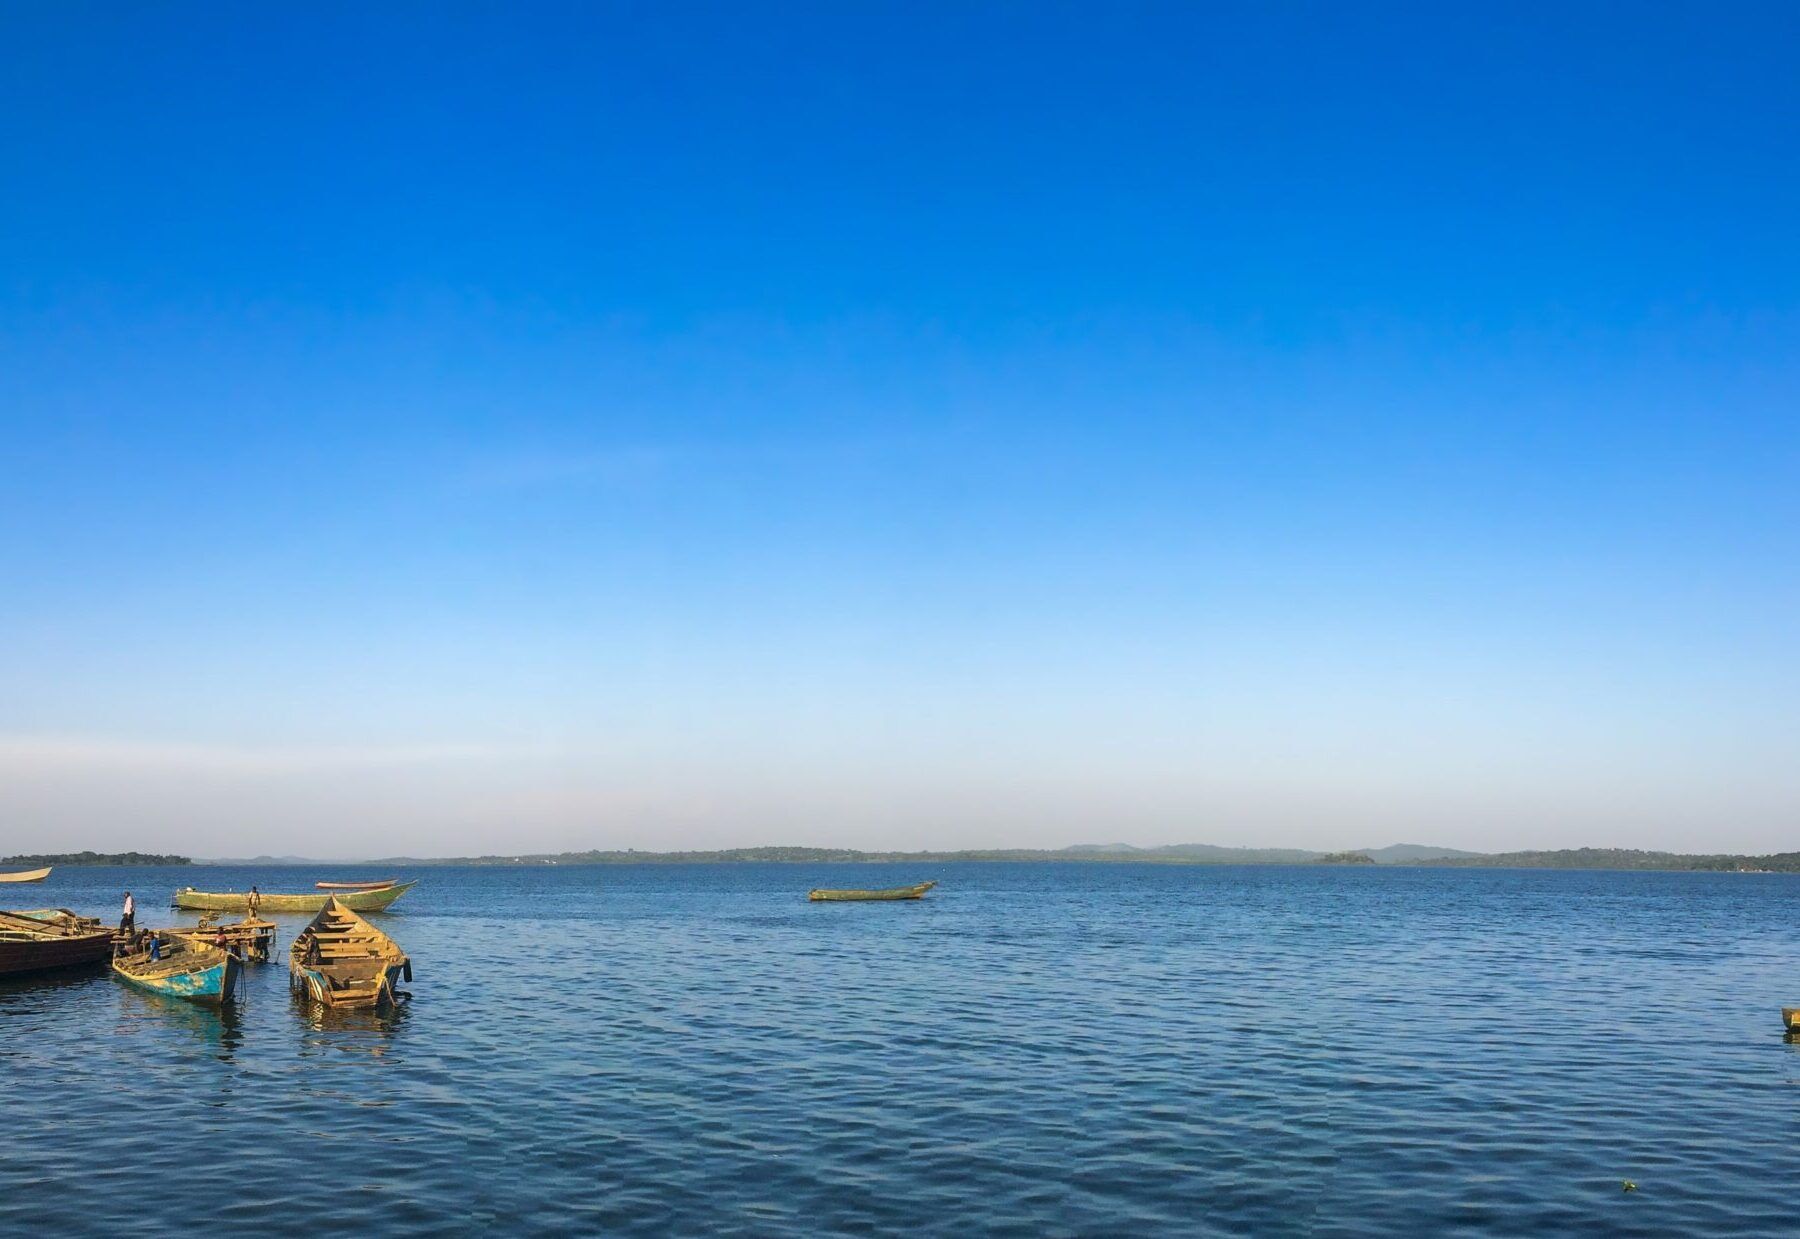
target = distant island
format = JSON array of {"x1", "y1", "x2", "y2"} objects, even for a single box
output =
[
  {"x1": 3, "y1": 851, "x2": 192, "y2": 867},
  {"x1": 1419, "y1": 848, "x2": 1800, "y2": 873},
  {"x1": 1312, "y1": 851, "x2": 1378, "y2": 865}
]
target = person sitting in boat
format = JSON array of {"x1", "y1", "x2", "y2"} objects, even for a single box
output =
[
  {"x1": 148, "y1": 934, "x2": 161, "y2": 962},
  {"x1": 120, "y1": 891, "x2": 135, "y2": 935}
]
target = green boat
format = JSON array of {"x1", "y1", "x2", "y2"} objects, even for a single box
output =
[
  {"x1": 173, "y1": 880, "x2": 417, "y2": 914},
  {"x1": 808, "y1": 880, "x2": 937, "y2": 902},
  {"x1": 112, "y1": 933, "x2": 241, "y2": 1004}
]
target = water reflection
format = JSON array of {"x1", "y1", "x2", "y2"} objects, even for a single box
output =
[
  {"x1": 0, "y1": 964, "x2": 109, "y2": 1009},
  {"x1": 292, "y1": 992, "x2": 412, "y2": 1062},
  {"x1": 112, "y1": 983, "x2": 247, "y2": 1058}
]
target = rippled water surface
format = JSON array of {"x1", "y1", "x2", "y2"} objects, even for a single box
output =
[{"x1": 4, "y1": 863, "x2": 1800, "y2": 1235}]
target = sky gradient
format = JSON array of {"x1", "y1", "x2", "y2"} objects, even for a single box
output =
[{"x1": 2, "y1": 4, "x2": 1796, "y2": 856}]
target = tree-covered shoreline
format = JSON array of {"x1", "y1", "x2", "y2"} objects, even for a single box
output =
[{"x1": 3, "y1": 851, "x2": 192, "y2": 867}]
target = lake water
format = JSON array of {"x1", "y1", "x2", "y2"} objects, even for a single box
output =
[{"x1": 3, "y1": 862, "x2": 1798, "y2": 1235}]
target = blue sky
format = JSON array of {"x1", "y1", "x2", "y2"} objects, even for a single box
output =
[{"x1": 2, "y1": 4, "x2": 1795, "y2": 856}]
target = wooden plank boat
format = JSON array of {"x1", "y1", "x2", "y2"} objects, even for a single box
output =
[
  {"x1": 808, "y1": 880, "x2": 937, "y2": 902},
  {"x1": 0, "y1": 867, "x2": 52, "y2": 883},
  {"x1": 290, "y1": 897, "x2": 411, "y2": 1010},
  {"x1": 173, "y1": 879, "x2": 417, "y2": 913},
  {"x1": 112, "y1": 933, "x2": 241, "y2": 1004},
  {"x1": 0, "y1": 909, "x2": 113, "y2": 976},
  {"x1": 132, "y1": 917, "x2": 279, "y2": 963},
  {"x1": 12, "y1": 908, "x2": 105, "y2": 933},
  {"x1": 1784, "y1": 1007, "x2": 1800, "y2": 1032},
  {"x1": 314, "y1": 879, "x2": 397, "y2": 891}
]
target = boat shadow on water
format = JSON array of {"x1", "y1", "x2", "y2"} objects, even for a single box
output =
[
  {"x1": 114, "y1": 985, "x2": 247, "y2": 1058},
  {"x1": 0, "y1": 964, "x2": 111, "y2": 1007},
  {"x1": 292, "y1": 996, "x2": 412, "y2": 1062}
]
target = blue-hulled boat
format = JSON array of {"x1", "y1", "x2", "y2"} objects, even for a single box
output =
[{"x1": 112, "y1": 933, "x2": 241, "y2": 1004}]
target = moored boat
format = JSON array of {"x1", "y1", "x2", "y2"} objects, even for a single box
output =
[
  {"x1": 139, "y1": 917, "x2": 279, "y2": 963},
  {"x1": 0, "y1": 909, "x2": 113, "y2": 976},
  {"x1": 1784, "y1": 1007, "x2": 1799, "y2": 1032},
  {"x1": 314, "y1": 879, "x2": 397, "y2": 891},
  {"x1": 112, "y1": 933, "x2": 241, "y2": 1004},
  {"x1": 13, "y1": 908, "x2": 105, "y2": 933},
  {"x1": 173, "y1": 880, "x2": 417, "y2": 914},
  {"x1": 290, "y1": 897, "x2": 411, "y2": 1009},
  {"x1": 807, "y1": 880, "x2": 937, "y2": 902},
  {"x1": 0, "y1": 867, "x2": 52, "y2": 883}
]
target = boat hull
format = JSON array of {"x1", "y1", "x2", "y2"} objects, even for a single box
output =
[
  {"x1": 289, "y1": 896, "x2": 411, "y2": 1009},
  {"x1": 290, "y1": 959, "x2": 407, "y2": 1009},
  {"x1": 0, "y1": 867, "x2": 52, "y2": 883},
  {"x1": 1784, "y1": 1007, "x2": 1799, "y2": 1032},
  {"x1": 173, "y1": 880, "x2": 417, "y2": 913},
  {"x1": 0, "y1": 930, "x2": 113, "y2": 977},
  {"x1": 808, "y1": 881, "x2": 937, "y2": 902},
  {"x1": 112, "y1": 951, "x2": 241, "y2": 1004}
]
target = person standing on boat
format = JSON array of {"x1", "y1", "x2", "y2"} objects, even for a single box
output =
[
  {"x1": 247, "y1": 886, "x2": 261, "y2": 919},
  {"x1": 120, "y1": 891, "x2": 135, "y2": 935}
]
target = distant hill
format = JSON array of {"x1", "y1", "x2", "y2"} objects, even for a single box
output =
[{"x1": 1356, "y1": 843, "x2": 1483, "y2": 863}]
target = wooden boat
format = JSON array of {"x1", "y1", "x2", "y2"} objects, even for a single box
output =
[
  {"x1": 112, "y1": 933, "x2": 241, "y2": 1004},
  {"x1": 136, "y1": 917, "x2": 279, "y2": 963},
  {"x1": 1784, "y1": 1007, "x2": 1800, "y2": 1032},
  {"x1": 314, "y1": 879, "x2": 397, "y2": 891},
  {"x1": 0, "y1": 909, "x2": 114, "y2": 976},
  {"x1": 13, "y1": 908, "x2": 105, "y2": 933},
  {"x1": 290, "y1": 897, "x2": 411, "y2": 1009},
  {"x1": 0, "y1": 867, "x2": 51, "y2": 883},
  {"x1": 808, "y1": 880, "x2": 937, "y2": 902},
  {"x1": 173, "y1": 880, "x2": 417, "y2": 914}
]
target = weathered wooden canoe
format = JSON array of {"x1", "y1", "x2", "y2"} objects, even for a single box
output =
[
  {"x1": 13, "y1": 908, "x2": 105, "y2": 933},
  {"x1": 112, "y1": 934, "x2": 241, "y2": 1004},
  {"x1": 808, "y1": 880, "x2": 937, "y2": 902},
  {"x1": 173, "y1": 880, "x2": 417, "y2": 913},
  {"x1": 290, "y1": 897, "x2": 411, "y2": 1009},
  {"x1": 0, "y1": 909, "x2": 113, "y2": 976},
  {"x1": 314, "y1": 879, "x2": 398, "y2": 891},
  {"x1": 141, "y1": 917, "x2": 279, "y2": 963},
  {"x1": 0, "y1": 867, "x2": 51, "y2": 883}
]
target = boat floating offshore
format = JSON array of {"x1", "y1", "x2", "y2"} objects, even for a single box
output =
[
  {"x1": 111, "y1": 933, "x2": 241, "y2": 1004},
  {"x1": 290, "y1": 897, "x2": 411, "y2": 1010},
  {"x1": 807, "y1": 881, "x2": 937, "y2": 902},
  {"x1": 0, "y1": 909, "x2": 113, "y2": 977},
  {"x1": 0, "y1": 867, "x2": 52, "y2": 883},
  {"x1": 173, "y1": 880, "x2": 417, "y2": 914}
]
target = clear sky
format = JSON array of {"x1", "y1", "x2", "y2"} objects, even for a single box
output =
[{"x1": 2, "y1": 4, "x2": 1796, "y2": 858}]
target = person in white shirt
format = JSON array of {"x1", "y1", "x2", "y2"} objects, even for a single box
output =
[{"x1": 120, "y1": 891, "x2": 135, "y2": 935}]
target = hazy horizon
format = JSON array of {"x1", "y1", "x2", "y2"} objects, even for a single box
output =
[{"x1": 3, "y1": 7, "x2": 1796, "y2": 859}]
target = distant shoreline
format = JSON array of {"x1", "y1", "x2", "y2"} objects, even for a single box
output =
[
  {"x1": 21, "y1": 844, "x2": 1799, "y2": 875},
  {"x1": 166, "y1": 844, "x2": 1800, "y2": 874}
]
